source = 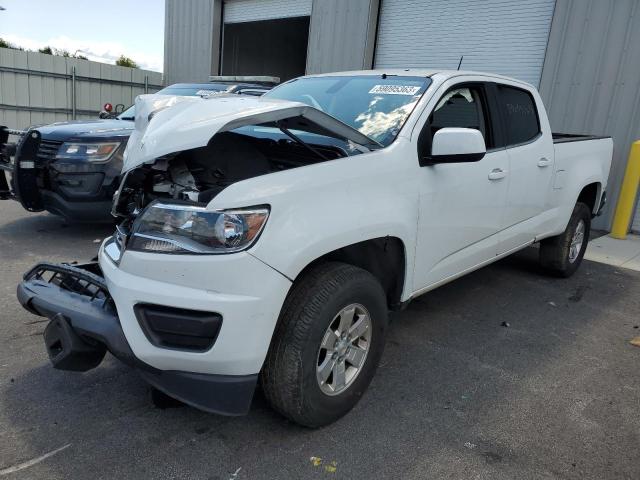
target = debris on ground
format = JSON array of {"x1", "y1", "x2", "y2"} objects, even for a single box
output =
[
  {"x1": 501, "y1": 321, "x2": 510, "y2": 327},
  {"x1": 548, "y1": 301, "x2": 557, "y2": 307},
  {"x1": 324, "y1": 461, "x2": 337, "y2": 473},
  {"x1": 630, "y1": 337, "x2": 640, "y2": 348},
  {"x1": 464, "y1": 442, "x2": 476, "y2": 449},
  {"x1": 228, "y1": 467, "x2": 242, "y2": 480}
]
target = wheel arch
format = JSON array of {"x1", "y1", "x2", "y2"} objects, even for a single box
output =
[
  {"x1": 576, "y1": 181, "x2": 602, "y2": 216},
  {"x1": 291, "y1": 236, "x2": 408, "y2": 310}
]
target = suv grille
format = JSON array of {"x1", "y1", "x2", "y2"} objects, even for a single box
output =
[{"x1": 37, "y1": 139, "x2": 63, "y2": 162}]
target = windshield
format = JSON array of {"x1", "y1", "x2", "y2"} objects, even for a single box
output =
[
  {"x1": 263, "y1": 75, "x2": 431, "y2": 146},
  {"x1": 117, "y1": 84, "x2": 231, "y2": 120}
]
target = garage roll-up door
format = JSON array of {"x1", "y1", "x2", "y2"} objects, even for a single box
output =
[
  {"x1": 374, "y1": 0, "x2": 556, "y2": 86},
  {"x1": 224, "y1": 0, "x2": 312, "y2": 24}
]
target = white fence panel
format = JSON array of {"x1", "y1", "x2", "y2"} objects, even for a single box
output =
[{"x1": 0, "y1": 48, "x2": 164, "y2": 130}]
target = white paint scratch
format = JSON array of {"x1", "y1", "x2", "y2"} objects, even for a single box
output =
[
  {"x1": 0, "y1": 443, "x2": 71, "y2": 476},
  {"x1": 228, "y1": 467, "x2": 242, "y2": 479}
]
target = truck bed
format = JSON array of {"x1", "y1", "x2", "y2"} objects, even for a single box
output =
[{"x1": 552, "y1": 133, "x2": 611, "y2": 144}]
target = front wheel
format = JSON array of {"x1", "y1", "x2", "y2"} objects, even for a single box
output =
[
  {"x1": 539, "y1": 202, "x2": 591, "y2": 277},
  {"x1": 261, "y1": 262, "x2": 388, "y2": 427}
]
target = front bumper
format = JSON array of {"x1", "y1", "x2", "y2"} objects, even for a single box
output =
[
  {"x1": 40, "y1": 190, "x2": 114, "y2": 222},
  {"x1": 99, "y1": 241, "x2": 292, "y2": 376},
  {"x1": 17, "y1": 262, "x2": 262, "y2": 415}
]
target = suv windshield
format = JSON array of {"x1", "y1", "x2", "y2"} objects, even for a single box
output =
[
  {"x1": 263, "y1": 75, "x2": 431, "y2": 146},
  {"x1": 117, "y1": 84, "x2": 231, "y2": 120}
]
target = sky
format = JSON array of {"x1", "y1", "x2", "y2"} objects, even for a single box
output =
[{"x1": 0, "y1": 0, "x2": 165, "y2": 71}]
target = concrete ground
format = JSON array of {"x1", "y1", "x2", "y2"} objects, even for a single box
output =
[
  {"x1": 1, "y1": 200, "x2": 639, "y2": 480},
  {"x1": 586, "y1": 233, "x2": 640, "y2": 271}
]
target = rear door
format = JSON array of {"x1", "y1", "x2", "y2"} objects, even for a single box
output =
[
  {"x1": 412, "y1": 82, "x2": 509, "y2": 291},
  {"x1": 495, "y1": 83, "x2": 555, "y2": 253}
]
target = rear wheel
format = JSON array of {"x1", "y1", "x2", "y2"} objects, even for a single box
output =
[
  {"x1": 539, "y1": 202, "x2": 591, "y2": 277},
  {"x1": 261, "y1": 262, "x2": 388, "y2": 427}
]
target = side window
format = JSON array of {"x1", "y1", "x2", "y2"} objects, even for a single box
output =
[
  {"x1": 497, "y1": 85, "x2": 540, "y2": 146},
  {"x1": 418, "y1": 85, "x2": 493, "y2": 157}
]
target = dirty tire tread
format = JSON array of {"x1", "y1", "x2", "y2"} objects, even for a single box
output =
[
  {"x1": 539, "y1": 202, "x2": 591, "y2": 278},
  {"x1": 261, "y1": 261, "x2": 387, "y2": 427}
]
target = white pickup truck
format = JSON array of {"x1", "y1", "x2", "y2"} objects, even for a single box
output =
[{"x1": 18, "y1": 70, "x2": 612, "y2": 427}]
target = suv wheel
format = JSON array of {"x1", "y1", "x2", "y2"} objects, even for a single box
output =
[{"x1": 261, "y1": 262, "x2": 388, "y2": 427}]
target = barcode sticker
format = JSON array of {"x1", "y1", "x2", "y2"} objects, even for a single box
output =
[{"x1": 369, "y1": 85, "x2": 421, "y2": 95}]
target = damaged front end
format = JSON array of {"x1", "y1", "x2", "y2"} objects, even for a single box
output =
[
  {"x1": 112, "y1": 94, "x2": 379, "y2": 216},
  {"x1": 108, "y1": 94, "x2": 380, "y2": 255},
  {"x1": 17, "y1": 262, "x2": 131, "y2": 371},
  {"x1": 17, "y1": 261, "x2": 257, "y2": 414},
  {"x1": 16, "y1": 93, "x2": 379, "y2": 414}
]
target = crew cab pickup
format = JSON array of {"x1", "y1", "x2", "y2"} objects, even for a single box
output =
[{"x1": 17, "y1": 70, "x2": 613, "y2": 427}]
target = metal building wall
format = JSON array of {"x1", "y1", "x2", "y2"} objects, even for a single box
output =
[
  {"x1": 539, "y1": 0, "x2": 640, "y2": 230},
  {"x1": 164, "y1": 0, "x2": 222, "y2": 85},
  {"x1": 306, "y1": 0, "x2": 379, "y2": 74}
]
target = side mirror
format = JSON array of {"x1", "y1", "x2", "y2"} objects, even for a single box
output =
[{"x1": 422, "y1": 127, "x2": 486, "y2": 165}]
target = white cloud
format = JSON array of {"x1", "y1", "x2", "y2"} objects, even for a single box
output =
[{"x1": 2, "y1": 34, "x2": 163, "y2": 72}]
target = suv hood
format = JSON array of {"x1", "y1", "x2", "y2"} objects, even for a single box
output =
[
  {"x1": 36, "y1": 119, "x2": 134, "y2": 141},
  {"x1": 123, "y1": 94, "x2": 380, "y2": 172}
]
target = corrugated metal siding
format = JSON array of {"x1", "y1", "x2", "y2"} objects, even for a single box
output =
[
  {"x1": 164, "y1": 0, "x2": 220, "y2": 84},
  {"x1": 633, "y1": 195, "x2": 640, "y2": 233},
  {"x1": 306, "y1": 0, "x2": 379, "y2": 74},
  {"x1": 539, "y1": 0, "x2": 640, "y2": 231},
  {"x1": 223, "y1": 0, "x2": 312, "y2": 23},
  {"x1": 0, "y1": 48, "x2": 162, "y2": 131},
  {"x1": 374, "y1": 0, "x2": 556, "y2": 86}
]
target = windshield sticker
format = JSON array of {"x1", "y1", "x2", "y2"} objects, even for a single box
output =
[
  {"x1": 369, "y1": 85, "x2": 421, "y2": 96},
  {"x1": 196, "y1": 90, "x2": 225, "y2": 98}
]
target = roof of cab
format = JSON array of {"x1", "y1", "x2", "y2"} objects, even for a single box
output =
[{"x1": 300, "y1": 69, "x2": 535, "y2": 89}]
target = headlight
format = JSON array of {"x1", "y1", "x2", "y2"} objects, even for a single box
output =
[
  {"x1": 128, "y1": 201, "x2": 269, "y2": 254},
  {"x1": 57, "y1": 142, "x2": 121, "y2": 163}
]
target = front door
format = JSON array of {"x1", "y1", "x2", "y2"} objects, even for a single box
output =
[{"x1": 413, "y1": 83, "x2": 508, "y2": 292}]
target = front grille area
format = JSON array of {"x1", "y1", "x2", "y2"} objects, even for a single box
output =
[{"x1": 37, "y1": 139, "x2": 63, "y2": 162}]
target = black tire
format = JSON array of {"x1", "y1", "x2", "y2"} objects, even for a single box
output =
[
  {"x1": 539, "y1": 202, "x2": 591, "y2": 277},
  {"x1": 261, "y1": 262, "x2": 388, "y2": 428}
]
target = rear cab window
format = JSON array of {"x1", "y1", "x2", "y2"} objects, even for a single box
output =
[{"x1": 496, "y1": 85, "x2": 541, "y2": 146}]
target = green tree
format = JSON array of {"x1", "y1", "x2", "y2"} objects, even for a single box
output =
[
  {"x1": 115, "y1": 55, "x2": 138, "y2": 68},
  {"x1": 38, "y1": 46, "x2": 53, "y2": 54},
  {"x1": 0, "y1": 37, "x2": 24, "y2": 50}
]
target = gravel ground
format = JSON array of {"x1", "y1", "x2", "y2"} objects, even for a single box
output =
[{"x1": 1, "y1": 200, "x2": 639, "y2": 480}]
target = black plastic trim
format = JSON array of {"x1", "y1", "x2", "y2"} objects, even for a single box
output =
[
  {"x1": 423, "y1": 151, "x2": 486, "y2": 166},
  {"x1": 140, "y1": 370, "x2": 258, "y2": 416},
  {"x1": 134, "y1": 304, "x2": 223, "y2": 352}
]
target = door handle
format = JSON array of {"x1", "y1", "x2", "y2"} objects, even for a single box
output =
[
  {"x1": 488, "y1": 168, "x2": 507, "y2": 180},
  {"x1": 537, "y1": 158, "x2": 551, "y2": 167}
]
